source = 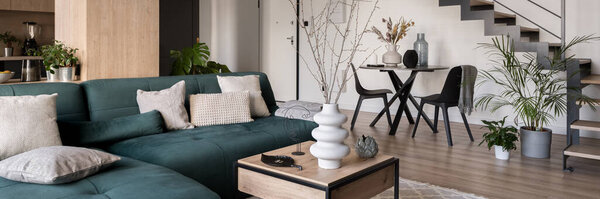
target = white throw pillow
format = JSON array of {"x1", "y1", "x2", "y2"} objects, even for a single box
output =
[
  {"x1": 217, "y1": 75, "x2": 270, "y2": 117},
  {"x1": 190, "y1": 91, "x2": 254, "y2": 127},
  {"x1": 0, "y1": 94, "x2": 62, "y2": 160},
  {"x1": 137, "y1": 81, "x2": 194, "y2": 130},
  {"x1": 0, "y1": 146, "x2": 121, "y2": 184}
]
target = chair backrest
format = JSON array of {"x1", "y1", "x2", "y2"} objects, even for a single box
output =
[
  {"x1": 439, "y1": 66, "x2": 463, "y2": 103},
  {"x1": 350, "y1": 64, "x2": 367, "y2": 95}
]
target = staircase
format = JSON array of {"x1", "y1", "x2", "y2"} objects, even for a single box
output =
[{"x1": 439, "y1": 0, "x2": 599, "y2": 172}]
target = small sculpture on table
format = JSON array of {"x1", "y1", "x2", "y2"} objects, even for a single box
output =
[
  {"x1": 355, "y1": 135, "x2": 379, "y2": 158},
  {"x1": 281, "y1": 105, "x2": 312, "y2": 156}
]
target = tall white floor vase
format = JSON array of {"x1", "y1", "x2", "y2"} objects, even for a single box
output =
[{"x1": 310, "y1": 104, "x2": 350, "y2": 169}]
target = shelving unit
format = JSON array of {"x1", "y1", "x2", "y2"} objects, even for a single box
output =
[{"x1": 2, "y1": 78, "x2": 82, "y2": 85}]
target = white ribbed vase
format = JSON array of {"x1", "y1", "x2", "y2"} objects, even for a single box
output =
[{"x1": 310, "y1": 104, "x2": 350, "y2": 169}]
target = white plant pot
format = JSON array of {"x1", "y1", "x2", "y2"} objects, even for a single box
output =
[
  {"x1": 310, "y1": 104, "x2": 350, "y2": 169},
  {"x1": 494, "y1": 145, "x2": 510, "y2": 160}
]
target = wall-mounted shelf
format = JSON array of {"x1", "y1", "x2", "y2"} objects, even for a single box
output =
[
  {"x1": 2, "y1": 78, "x2": 81, "y2": 85},
  {"x1": 0, "y1": 56, "x2": 42, "y2": 61}
]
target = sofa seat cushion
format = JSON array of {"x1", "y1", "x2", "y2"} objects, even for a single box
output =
[
  {"x1": 106, "y1": 116, "x2": 317, "y2": 198},
  {"x1": 0, "y1": 156, "x2": 219, "y2": 199}
]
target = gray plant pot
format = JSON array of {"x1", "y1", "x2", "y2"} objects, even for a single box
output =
[
  {"x1": 520, "y1": 127, "x2": 552, "y2": 158},
  {"x1": 46, "y1": 70, "x2": 59, "y2": 82},
  {"x1": 4, "y1": 48, "x2": 13, "y2": 57},
  {"x1": 58, "y1": 67, "x2": 76, "y2": 82}
]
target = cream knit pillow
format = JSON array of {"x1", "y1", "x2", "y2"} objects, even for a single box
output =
[
  {"x1": 0, "y1": 94, "x2": 62, "y2": 160},
  {"x1": 190, "y1": 91, "x2": 253, "y2": 127},
  {"x1": 217, "y1": 75, "x2": 271, "y2": 117}
]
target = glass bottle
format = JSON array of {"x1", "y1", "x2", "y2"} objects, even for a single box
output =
[{"x1": 414, "y1": 33, "x2": 429, "y2": 66}]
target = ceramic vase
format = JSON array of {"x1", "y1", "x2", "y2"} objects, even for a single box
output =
[
  {"x1": 403, "y1": 50, "x2": 418, "y2": 68},
  {"x1": 382, "y1": 45, "x2": 402, "y2": 67},
  {"x1": 494, "y1": 145, "x2": 510, "y2": 160},
  {"x1": 310, "y1": 104, "x2": 350, "y2": 169}
]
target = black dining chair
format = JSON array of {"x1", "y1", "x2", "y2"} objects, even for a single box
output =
[
  {"x1": 411, "y1": 66, "x2": 474, "y2": 146},
  {"x1": 350, "y1": 64, "x2": 393, "y2": 130}
]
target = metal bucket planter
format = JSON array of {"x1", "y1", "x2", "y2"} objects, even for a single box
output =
[
  {"x1": 58, "y1": 67, "x2": 76, "y2": 82},
  {"x1": 46, "y1": 70, "x2": 59, "y2": 81},
  {"x1": 520, "y1": 127, "x2": 552, "y2": 158},
  {"x1": 3, "y1": 48, "x2": 13, "y2": 57}
]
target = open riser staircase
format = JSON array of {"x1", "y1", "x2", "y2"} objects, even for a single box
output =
[{"x1": 439, "y1": 0, "x2": 599, "y2": 171}]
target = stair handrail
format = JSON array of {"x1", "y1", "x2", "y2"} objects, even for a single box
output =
[
  {"x1": 492, "y1": 0, "x2": 562, "y2": 40},
  {"x1": 525, "y1": 0, "x2": 561, "y2": 18}
]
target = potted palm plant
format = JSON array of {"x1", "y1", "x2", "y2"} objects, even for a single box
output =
[
  {"x1": 40, "y1": 41, "x2": 79, "y2": 81},
  {"x1": 0, "y1": 31, "x2": 19, "y2": 57},
  {"x1": 476, "y1": 35, "x2": 599, "y2": 158},
  {"x1": 479, "y1": 117, "x2": 518, "y2": 160}
]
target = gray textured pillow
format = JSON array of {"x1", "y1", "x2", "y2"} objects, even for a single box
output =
[
  {"x1": 137, "y1": 80, "x2": 194, "y2": 130},
  {"x1": 0, "y1": 146, "x2": 121, "y2": 184},
  {"x1": 217, "y1": 75, "x2": 271, "y2": 117},
  {"x1": 190, "y1": 91, "x2": 254, "y2": 127},
  {"x1": 0, "y1": 94, "x2": 62, "y2": 160}
]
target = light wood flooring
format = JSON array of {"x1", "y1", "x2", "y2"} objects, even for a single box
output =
[{"x1": 341, "y1": 110, "x2": 600, "y2": 199}]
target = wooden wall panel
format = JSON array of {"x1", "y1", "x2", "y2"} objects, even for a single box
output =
[
  {"x1": 0, "y1": 0, "x2": 10, "y2": 10},
  {"x1": 10, "y1": 0, "x2": 54, "y2": 12},
  {"x1": 55, "y1": 0, "x2": 159, "y2": 80}
]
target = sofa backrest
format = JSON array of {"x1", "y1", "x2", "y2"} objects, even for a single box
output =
[
  {"x1": 0, "y1": 83, "x2": 90, "y2": 121},
  {"x1": 82, "y1": 72, "x2": 277, "y2": 121}
]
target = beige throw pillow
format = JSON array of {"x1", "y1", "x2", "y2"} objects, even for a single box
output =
[
  {"x1": 137, "y1": 81, "x2": 194, "y2": 130},
  {"x1": 0, "y1": 94, "x2": 62, "y2": 160},
  {"x1": 217, "y1": 75, "x2": 271, "y2": 117},
  {"x1": 190, "y1": 91, "x2": 253, "y2": 127},
  {"x1": 0, "y1": 146, "x2": 121, "y2": 184}
]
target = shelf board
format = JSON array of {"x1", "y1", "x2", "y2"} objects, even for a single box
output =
[
  {"x1": 564, "y1": 144, "x2": 600, "y2": 161},
  {"x1": 581, "y1": 75, "x2": 600, "y2": 85},
  {"x1": 571, "y1": 120, "x2": 600, "y2": 132},
  {"x1": 0, "y1": 56, "x2": 42, "y2": 61},
  {"x1": 579, "y1": 59, "x2": 592, "y2": 65},
  {"x1": 471, "y1": 0, "x2": 494, "y2": 6},
  {"x1": 2, "y1": 78, "x2": 82, "y2": 85}
]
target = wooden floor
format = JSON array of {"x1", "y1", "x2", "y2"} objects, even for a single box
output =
[{"x1": 341, "y1": 110, "x2": 600, "y2": 199}]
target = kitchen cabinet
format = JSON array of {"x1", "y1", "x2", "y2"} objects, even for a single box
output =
[{"x1": 9, "y1": 0, "x2": 54, "y2": 12}]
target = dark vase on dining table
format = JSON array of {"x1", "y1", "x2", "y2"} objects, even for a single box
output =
[{"x1": 403, "y1": 50, "x2": 418, "y2": 68}]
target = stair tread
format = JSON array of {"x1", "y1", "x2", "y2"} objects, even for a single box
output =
[
  {"x1": 549, "y1": 43, "x2": 562, "y2": 47},
  {"x1": 581, "y1": 74, "x2": 600, "y2": 84},
  {"x1": 520, "y1": 26, "x2": 539, "y2": 32},
  {"x1": 564, "y1": 144, "x2": 600, "y2": 160},
  {"x1": 577, "y1": 98, "x2": 600, "y2": 106},
  {"x1": 580, "y1": 59, "x2": 592, "y2": 65},
  {"x1": 494, "y1": 11, "x2": 516, "y2": 19},
  {"x1": 571, "y1": 120, "x2": 600, "y2": 131},
  {"x1": 471, "y1": 0, "x2": 494, "y2": 6}
]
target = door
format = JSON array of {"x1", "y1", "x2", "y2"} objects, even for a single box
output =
[
  {"x1": 260, "y1": 0, "x2": 297, "y2": 101},
  {"x1": 159, "y1": 0, "x2": 199, "y2": 76}
]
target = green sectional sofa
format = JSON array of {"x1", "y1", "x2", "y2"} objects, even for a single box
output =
[{"x1": 0, "y1": 72, "x2": 317, "y2": 199}]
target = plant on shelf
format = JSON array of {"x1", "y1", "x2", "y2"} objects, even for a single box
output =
[
  {"x1": 25, "y1": 48, "x2": 41, "y2": 56},
  {"x1": 290, "y1": 0, "x2": 380, "y2": 169},
  {"x1": 170, "y1": 42, "x2": 230, "y2": 75},
  {"x1": 475, "y1": 35, "x2": 599, "y2": 158},
  {"x1": 40, "y1": 40, "x2": 79, "y2": 74},
  {"x1": 479, "y1": 117, "x2": 518, "y2": 160},
  {"x1": 370, "y1": 17, "x2": 415, "y2": 66},
  {"x1": 0, "y1": 31, "x2": 20, "y2": 57}
]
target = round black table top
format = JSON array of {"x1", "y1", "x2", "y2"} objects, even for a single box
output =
[{"x1": 359, "y1": 65, "x2": 449, "y2": 72}]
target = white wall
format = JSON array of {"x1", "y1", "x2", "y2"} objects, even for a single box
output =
[
  {"x1": 199, "y1": 0, "x2": 260, "y2": 72},
  {"x1": 285, "y1": 0, "x2": 600, "y2": 137}
]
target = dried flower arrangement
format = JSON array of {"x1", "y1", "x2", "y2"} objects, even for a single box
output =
[{"x1": 370, "y1": 17, "x2": 415, "y2": 45}]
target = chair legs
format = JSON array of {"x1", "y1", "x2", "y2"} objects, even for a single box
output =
[
  {"x1": 411, "y1": 101, "x2": 425, "y2": 138},
  {"x1": 460, "y1": 112, "x2": 474, "y2": 141},
  {"x1": 433, "y1": 106, "x2": 439, "y2": 133},
  {"x1": 441, "y1": 105, "x2": 453, "y2": 146},
  {"x1": 350, "y1": 97, "x2": 364, "y2": 130},
  {"x1": 382, "y1": 96, "x2": 393, "y2": 126}
]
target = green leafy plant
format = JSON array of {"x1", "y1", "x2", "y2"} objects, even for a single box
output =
[
  {"x1": 25, "y1": 48, "x2": 41, "y2": 56},
  {"x1": 170, "y1": 43, "x2": 230, "y2": 75},
  {"x1": 40, "y1": 40, "x2": 79, "y2": 74},
  {"x1": 479, "y1": 117, "x2": 519, "y2": 151},
  {"x1": 476, "y1": 35, "x2": 600, "y2": 131},
  {"x1": 0, "y1": 31, "x2": 20, "y2": 48}
]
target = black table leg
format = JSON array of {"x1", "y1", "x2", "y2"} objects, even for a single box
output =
[
  {"x1": 394, "y1": 159, "x2": 399, "y2": 199},
  {"x1": 387, "y1": 71, "x2": 415, "y2": 124},
  {"x1": 389, "y1": 71, "x2": 418, "y2": 135}
]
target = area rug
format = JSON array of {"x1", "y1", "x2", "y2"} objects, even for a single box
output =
[{"x1": 248, "y1": 177, "x2": 486, "y2": 199}]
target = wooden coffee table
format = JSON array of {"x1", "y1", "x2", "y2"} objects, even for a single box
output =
[{"x1": 235, "y1": 141, "x2": 399, "y2": 199}]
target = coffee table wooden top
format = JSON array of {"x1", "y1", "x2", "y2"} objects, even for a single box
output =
[{"x1": 237, "y1": 141, "x2": 396, "y2": 187}]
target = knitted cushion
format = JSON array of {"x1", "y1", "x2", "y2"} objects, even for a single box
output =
[{"x1": 190, "y1": 91, "x2": 253, "y2": 127}]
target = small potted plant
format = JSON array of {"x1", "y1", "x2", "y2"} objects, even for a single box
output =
[
  {"x1": 370, "y1": 17, "x2": 415, "y2": 67},
  {"x1": 40, "y1": 41, "x2": 79, "y2": 81},
  {"x1": 0, "y1": 31, "x2": 19, "y2": 57},
  {"x1": 479, "y1": 117, "x2": 518, "y2": 160}
]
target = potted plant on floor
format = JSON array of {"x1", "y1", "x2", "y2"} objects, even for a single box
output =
[
  {"x1": 0, "y1": 31, "x2": 19, "y2": 57},
  {"x1": 479, "y1": 117, "x2": 518, "y2": 160},
  {"x1": 291, "y1": 0, "x2": 380, "y2": 169},
  {"x1": 170, "y1": 42, "x2": 230, "y2": 75},
  {"x1": 40, "y1": 41, "x2": 79, "y2": 81},
  {"x1": 476, "y1": 35, "x2": 599, "y2": 158}
]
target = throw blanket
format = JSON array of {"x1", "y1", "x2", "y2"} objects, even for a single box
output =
[
  {"x1": 275, "y1": 100, "x2": 322, "y2": 121},
  {"x1": 459, "y1": 65, "x2": 477, "y2": 115}
]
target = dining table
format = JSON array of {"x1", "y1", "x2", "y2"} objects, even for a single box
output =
[{"x1": 359, "y1": 65, "x2": 449, "y2": 135}]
